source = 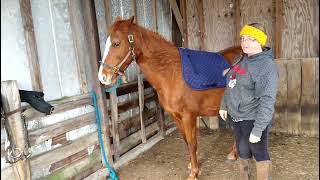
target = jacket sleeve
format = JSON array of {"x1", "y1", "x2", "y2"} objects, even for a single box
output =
[
  {"x1": 251, "y1": 62, "x2": 278, "y2": 138},
  {"x1": 220, "y1": 89, "x2": 228, "y2": 111}
]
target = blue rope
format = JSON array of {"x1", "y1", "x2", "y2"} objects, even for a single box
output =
[
  {"x1": 105, "y1": 77, "x2": 123, "y2": 93},
  {"x1": 91, "y1": 91, "x2": 118, "y2": 180}
]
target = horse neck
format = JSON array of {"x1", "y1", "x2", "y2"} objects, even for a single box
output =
[{"x1": 134, "y1": 26, "x2": 181, "y2": 91}]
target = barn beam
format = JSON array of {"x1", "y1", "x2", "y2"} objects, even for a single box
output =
[
  {"x1": 19, "y1": 0, "x2": 43, "y2": 91},
  {"x1": 275, "y1": 0, "x2": 283, "y2": 58},
  {"x1": 169, "y1": 0, "x2": 183, "y2": 35},
  {"x1": 180, "y1": 0, "x2": 188, "y2": 48},
  {"x1": 81, "y1": 0, "x2": 114, "y2": 166},
  {"x1": 1, "y1": 80, "x2": 32, "y2": 180},
  {"x1": 196, "y1": 0, "x2": 205, "y2": 50},
  {"x1": 234, "y1": 0, "x2": 241, "y2": 45}
]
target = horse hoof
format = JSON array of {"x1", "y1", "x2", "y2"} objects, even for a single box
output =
[
  {"x1": 226, "y1": 153, "x2": 237, "y2": 161},
  {"x1": 187, "y1": 176, "x2": 198, "y2": 180}
]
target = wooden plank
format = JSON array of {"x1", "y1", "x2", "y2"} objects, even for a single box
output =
[
  {"x1": 119, "y1": 120, "x2": 159, "y2": 156},
  {"x1": 30, "y1": 132, "x2": 98, "y2": 170},
  {"x1": 104, "y1": 79, "x2": 152, "y2": 98},
  {"x1": 49, "y1": 144, "x2": 99, "y2": 173},
  {"x1": 314, "y1": 58, "x2": 319, "y2": 137},
  {"x1": 180, "y1": 0, "x2": 188, "y2": 48},
  {"x1": 103, "y1": 0, "x2": 113, "y2": 28},
  {"x1": 44, "y1": 149, "x2": 102, "y2": 180},
  {"x1": 301, "y1": 58, "x2": 316, "y2": 136},
  {"x1": 196, "y1": 0, "x2": 205, "y2": 50},
  {"x1": 286, "y1": 59, "x2": 301, "y2": 135},
  {"x1": 209, "y1": 116, "x2": 219, "y2": 130},
  {"x1": 28, "y1": 112, "x2": 95, "y2": 146},
  {"x1": 19, "y1": 0, "x2": 43, "y2": 91},
  {"x1": 155, "y1": 95, "x2": 165, "y2": 138},
  {"x1": 110, "y1": 91, "x2": 120, "y2": 160},
  {"x1": 274, "y1": 59, "x2": 288, "y2": 134},
  {"x1": 68, "y1": 0, "x2": 89, "y2": 94},
  {"x1": 281, "y1": 0, "x2": 319, "y2": 58},
  {"x1": 137, "y1": 74, "x2": 147, "y2": 144},
  {"x1": 187, "y1": 0, "x2": 200, "y2": 49},
  {"x1": 203, "y1": 0, "x2": 235, "y2": 51},
  {"x1": 152, "y1": 0, "x2": 158, "y2": 32},
  {"x1": 118, "y1": 108, "x2": 157, "y2": 140},
  {"x1": 24, "y1": 93, "x2": 91, "y2": 121},
  {"x1": 1, "y1": 80, "x2": 32, "y2": 180},
  {"x1": 234, "y1": 0, "x2": 241, "y2": 46},
  {"x1": 275, "y1": 0, "x2": 283, "y2": 58},
  {"x1": 169, "y1": 0, "x2": 183, "y2": 35},
  {"x1": 82, "y1": 0, "x2": 113, "y2": 166},
  {"x1": 240, "y1": 0, "x2": 274, "y2": 49}
]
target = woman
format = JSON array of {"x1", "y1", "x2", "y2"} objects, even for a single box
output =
[{"x1": 219, "y1": 23, "x2": 278, "y2": 180}]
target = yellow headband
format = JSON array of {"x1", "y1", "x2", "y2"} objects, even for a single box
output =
[{"x1": 240, "y1": 25, "x2": 267, "y2": 46}]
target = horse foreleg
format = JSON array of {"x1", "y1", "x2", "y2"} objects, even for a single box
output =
[
  {"x1": 226, "y1": 140, "x2": 238, "y2": 162},
  {"x1": 183, "y1": 116, "x2": 199, "y2": 180}
]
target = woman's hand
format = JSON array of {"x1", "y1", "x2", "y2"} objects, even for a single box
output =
[
  {"x1": 249, "y1": 133, "x2": 261, "y2": 143},
  {"x1": 219, "y1": 110, "x2": 228, "y2": 121}
]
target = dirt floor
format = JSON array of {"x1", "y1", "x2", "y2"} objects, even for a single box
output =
[{"x1": 117, "y1": 128, "x2": 319, "y2": 180}]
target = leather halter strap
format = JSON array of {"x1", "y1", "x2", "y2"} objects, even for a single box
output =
[{"x1": 100, "y1": 30, "x2": 136, "y2": 76}]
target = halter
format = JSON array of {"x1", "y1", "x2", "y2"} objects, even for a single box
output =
[{"x1": 100, "y1": 30, "x2": 136, "y2": 78}]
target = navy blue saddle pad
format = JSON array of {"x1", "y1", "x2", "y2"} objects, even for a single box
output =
[{"x1": 178, "y1": 47, "x2": 230, "y2": 90}]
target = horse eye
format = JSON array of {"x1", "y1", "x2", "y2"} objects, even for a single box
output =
[{"x1": 112, "y1": 42, "x2": 120, "y2": 47}]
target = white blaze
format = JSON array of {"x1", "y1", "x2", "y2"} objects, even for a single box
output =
[{"x1": 98, "y1": 36, "x2": 112, "y2": 84}]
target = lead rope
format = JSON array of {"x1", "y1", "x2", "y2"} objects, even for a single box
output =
[{"x1": 91, "y1": 91, "x2": 118, "y2": 180}]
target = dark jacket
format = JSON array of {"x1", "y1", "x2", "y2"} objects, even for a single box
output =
[{"x1": 220, "y1": 48, "x2": 278, "y2": 138}]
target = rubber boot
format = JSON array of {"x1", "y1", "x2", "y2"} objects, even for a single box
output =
[
  {"x1": 239, "y1": 158, "x2": 252, "y2": 180},
  {"x1": 256, "y1": 160, "x2": 272, "y2": 180}
]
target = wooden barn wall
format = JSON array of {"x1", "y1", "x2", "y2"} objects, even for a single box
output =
[
  {"x1": 273, "y1": 58, "x2": 319, "y2": 137},
  {"x1": 203, "y1": 0, "x2": 236, "y2": 52},
  {"x1": 240, "y1": 0, "x2": 275, "y2": 50},
  {"x1": 186, "y1": 0, "x2": 319, "y2": 58},
  {"x1": 186, "y1": 0, "x2": 200, "y2": 50},
  {"x1": 281, "y1": 0, "x2": 319, "y2": 58}
]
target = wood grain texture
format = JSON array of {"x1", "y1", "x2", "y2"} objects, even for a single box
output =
[
  {"x1": 203, "y1": 0, "x2": 235, "y2": 51},
  {"x1": 187, "y1": 0, "x2": 200, "y2": 50},
  {"x1": 274, "y1": 59, "x2": 288, "y2": 133},
  {"x1": 281, "y1": 0, "x2": 319, "y2": 58},
  {"x1": 286, "y1": 59, "x2": 301, "y2": 135},
  {"x1": 240, "y1": 0, "x2": 274, "y2": 49}
]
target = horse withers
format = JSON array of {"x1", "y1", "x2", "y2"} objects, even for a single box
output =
[{"x1": 98, "y1": 16, "x2": 241, "y2": 180}]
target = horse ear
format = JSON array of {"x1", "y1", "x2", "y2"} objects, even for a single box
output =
[
  {"x1": 129, "y1": 16, "x2": 136, "y2": 24},
  {"x1": 115, "y1": 16, "x2": 122, "y2": 22}
]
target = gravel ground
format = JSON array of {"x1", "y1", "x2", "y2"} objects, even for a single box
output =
[{"x1": 117, "y1": 128, "x2": 319, "y2": 180}]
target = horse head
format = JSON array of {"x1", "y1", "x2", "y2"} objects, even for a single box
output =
[{"x1": 98, "y1": 16, "x2": 141, "y2": 86}]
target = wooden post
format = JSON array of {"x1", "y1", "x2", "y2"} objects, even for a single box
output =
[
  {"x1": 131, "y1": 0, "x2": 147, "y2": 143},
  {"x1": 169, "y1": 0, "x2": 183, "y2": 35},
  {"x1": 19, "y1": 0, "x2": 43, "y2": 91},
  {"x1": 234, "y1": 0, "x2": 241, "y2": 46},
  {"x1": 68, "y1": 0, "x2": 89, "y2": 94},
  {"x1": 82, "y1": 0, "x2": 114, "y2": 166},
  {"x1": 180, "y1": 0, "x2": 188, "y2": 48},
  {"x1": 110, "y1": 91, "x2": 120, "y2": 160},
  {"x1": 1, "y1": 80, "x2": 32, "y2": 180},
  {"x1": 103, "y1": 0, "x2": 113, "y2": 27},
  {"x1": 156, "y1": 96, "x2": 165, "y2": 138},
  {"x1": 275, "y1": 0, "x2": 283, "y2": 58},
  {"x1": 196, "y1": 0, "x2": 205, "y2": 50},
  {"x1": 152, "y1": 0, "x2": 158, "y2": 32}
]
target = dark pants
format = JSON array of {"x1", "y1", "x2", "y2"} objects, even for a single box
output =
[{"x1": 233, "y1": 120, "x2": 270, "y2": 161}]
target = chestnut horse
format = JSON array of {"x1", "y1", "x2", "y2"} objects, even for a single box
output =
[{"x1": 98, "y1": 16, "x2": 241, "y2": 179}]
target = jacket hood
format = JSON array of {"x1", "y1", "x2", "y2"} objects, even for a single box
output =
[{"x1": 246, "y1": 47, "x2": 274, "y2": 62}]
